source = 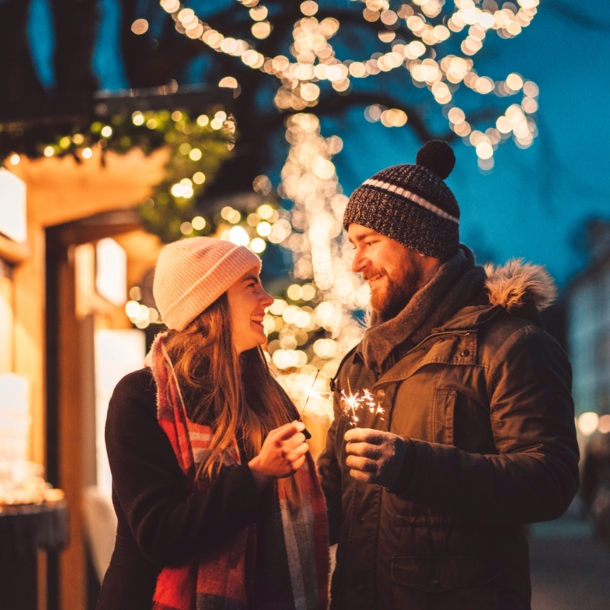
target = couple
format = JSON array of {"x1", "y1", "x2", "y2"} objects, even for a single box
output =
[{"x1": 96, "y1": 142, "x2": 579, "y2": 610}]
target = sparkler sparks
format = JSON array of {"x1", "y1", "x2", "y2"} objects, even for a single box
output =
[{"x1": 340, "y1": 388, "x2": 384, "y2": 427}]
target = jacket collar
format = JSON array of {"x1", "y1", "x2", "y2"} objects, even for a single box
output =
[
  {"x1": 354, "y1": 258, "x2": 554, "y2": 362},
  {"x1": 353, "y1": 301, "x2": 544, "y2": 368}
]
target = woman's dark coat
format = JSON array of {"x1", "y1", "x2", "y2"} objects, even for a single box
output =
[
  {"x1": 96, "y1": 368, "x2": 266, "y2": 610},
  {"x1": 318, "y1": 262, "x2": 579, "y2": 610}
]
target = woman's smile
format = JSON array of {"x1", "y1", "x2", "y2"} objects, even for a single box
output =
[{"x1": 227, "y1": 267, "x2": 274, "y2": 353}]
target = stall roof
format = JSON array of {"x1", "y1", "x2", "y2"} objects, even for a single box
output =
[{"x1": 0, "y1": 84, "x2": 233, "y2": 126}]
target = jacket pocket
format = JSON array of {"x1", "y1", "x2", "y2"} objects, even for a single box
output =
[
  {"x1": 433, "y1": 389, "x2": 456, "y2": 445},
  {"x1": 390, "y1": 555, "x2": 500, "y2": 593}
]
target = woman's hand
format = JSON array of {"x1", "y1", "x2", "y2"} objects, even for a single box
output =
[{"x1": 248, "y1": 421, "x2": 310, "y2": 490}]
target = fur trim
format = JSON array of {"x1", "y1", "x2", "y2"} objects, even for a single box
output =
[{"x1": 484, "y1": 259, "x2": 556, "y2": 311}]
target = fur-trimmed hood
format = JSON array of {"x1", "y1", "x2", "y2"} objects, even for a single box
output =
[{"x1": 484, "y1": 259, "x2": 556, "y2": 312}]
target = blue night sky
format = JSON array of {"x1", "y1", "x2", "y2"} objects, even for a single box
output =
[{"x1": 28, "y1": 0, "x2": 610, "y2": 287}]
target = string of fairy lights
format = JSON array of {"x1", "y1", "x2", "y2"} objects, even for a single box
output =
[
  {"x1": 144, "y1": 0, "x2": 544, "y2": 417},
  {"x1": 157, "y1": 0, "x2": 541, "y2": 169}
]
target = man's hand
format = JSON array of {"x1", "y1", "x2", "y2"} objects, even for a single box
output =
[{"x1": 344, "y1": 428, "x2": 407, "y2": 489}]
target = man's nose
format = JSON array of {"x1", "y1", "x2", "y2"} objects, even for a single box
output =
[{"x1": 352, "y1": 249, "x2": 366, "y2": 274}]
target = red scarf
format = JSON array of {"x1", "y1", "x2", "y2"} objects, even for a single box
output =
[{"x1": 147, "y1": 334, "x2": 329, "y2": 609}]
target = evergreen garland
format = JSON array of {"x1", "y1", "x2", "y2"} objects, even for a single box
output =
[{"x1": 0, "y1": 108, "x2": 234, "y2": 243}]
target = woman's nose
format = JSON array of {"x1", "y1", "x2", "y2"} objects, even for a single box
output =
[{"x1": 261, "y1": 289, "x2": 274, "y2": 308}]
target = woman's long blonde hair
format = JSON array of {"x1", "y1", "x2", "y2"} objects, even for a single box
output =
[{"x1": 163, "y1": 293, "x2": 302, "y2": 507}]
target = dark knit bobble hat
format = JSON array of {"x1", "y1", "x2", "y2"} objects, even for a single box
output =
[{"x1": 343, "y1": 140, "x2": 459, "y2": 260}]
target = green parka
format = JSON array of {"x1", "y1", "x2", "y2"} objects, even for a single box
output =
[{"x1": 317, "y1": 262, "x2": 579, "y2": 610}]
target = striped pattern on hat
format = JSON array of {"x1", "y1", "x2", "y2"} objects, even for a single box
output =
[
  {"x1": 153, "y1": 237, "x2": 261, "y2": 331},
  {"x1": 343, "y1": 142, "x2": 460, "y2": 260}
]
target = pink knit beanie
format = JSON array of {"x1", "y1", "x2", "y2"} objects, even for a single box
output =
[{"x1": 153, "y1": 237, "x2": 261, "y2": 331}]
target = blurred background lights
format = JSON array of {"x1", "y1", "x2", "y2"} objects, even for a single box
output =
[
  {"x1": 257, "y1": 203, "x2": 274, "y2": 219},
  {"x1": 506, "y1": 72, "x2": 524, "y2": 91},
  {"x1": 160, "y1": 0, "x2": 180, "y2": 12},
  {"x1": 252, "y1": 22, "x2": 272, "y2": 39},
  {"x1": 475, "y1": 141, "x2": 493, "y2": 159},
  {"x1": 256, "y1": 221, "x2": 271, "y2": 237},
  {"x1": 250, "y1": 237, "x2": 266, "y2": 253},
  {"x1": 131, "y1": 19, "x2": 149, "y2": 35},
  {"x1": 287, "y1": 284, "x2": 303, "y2": 301},
  {"x1": 192, "y1": 216, "x2": 206, "y2": 230},
  {"x1": 132, "y1": 112, "x2": 144, "y2": 126},
  {"x1": 249, "y1": 6, "x2": 268, "y2": 21},
  {"x1": 598, "y1": 414, "x2": 610, "y2": 435},
  {"x1": 152, "y1": 0, "x2": 548, "y2": 416},
  {"x1": 125, "y1": 300, "x2": 140, "y2": 319},
  {"x1": 160, "y1": 0, "x2": 542, "y2": 165},
  {"x1": 253, "y1": 174, "x2": 272, "y2": 195},
  {"x1": 228, "y1": 225, "x2": 250, "y2": 246},
  {"x1": 269, "y1": 299, "x2": 287, "y2": 316},
  {"x1": 578, "y1": 412, "x2": 600, "y2": 436},
  {"x1": 219, "y1": 76, "x2": 238, "y2": 89},
  {"x1": 301, "y1": 1, "x2": 318, "y2": 16}
]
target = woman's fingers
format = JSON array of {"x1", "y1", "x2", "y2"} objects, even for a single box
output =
[
  {"x1": 291, "y1": 454, "x2": 307, "y2": 472},
  {"x1": 282, "y1": 432, "x2": 306, "y2": 451},
  {"x1": 286, "y1": 442, "x2": 309, "y2": 463},
  {"x1": 274, "y1": 421, "x2": 305, "y2": 442},
  {"x1": 250, "y1": 421, "x2": 311, "y2": 482}
]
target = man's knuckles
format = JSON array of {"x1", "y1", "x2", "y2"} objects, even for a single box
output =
[
  {"x1": 346, "y1": 442, "x2": 383, "y2": 459},
  {"x1": 349, "y1": 469, "x2": 372, "y2": 482},
  {"x1": 346, "y1": 455, "x2": 377, "y2": 472}
]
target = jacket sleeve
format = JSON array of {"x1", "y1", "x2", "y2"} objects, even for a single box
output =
[
  {"x1": 394, "y1": 325, "x2": 580, "y2": 525},
  {"x1": 317, "y1": 390, "x2": 344, "y2": 545},
  {"x1": 105, "y1": 370, "x2": 266, "y2": 567}
]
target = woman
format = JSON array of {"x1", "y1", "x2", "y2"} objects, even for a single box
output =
[{"x1": 97, "y1": 237, "x2": 329, "y2": 610}]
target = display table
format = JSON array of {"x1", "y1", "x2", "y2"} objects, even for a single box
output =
[{"x1": 0, "y1": 500, "x2": 68, "y2": 610}]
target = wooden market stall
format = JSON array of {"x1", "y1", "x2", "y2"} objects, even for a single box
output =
[{"x1": 1, "y1": 147, "x2": 167, "y2": 610}]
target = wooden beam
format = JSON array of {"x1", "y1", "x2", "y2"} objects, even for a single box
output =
[{"x1": 0, "y1": 85, "x2": 233, "y2": 126}]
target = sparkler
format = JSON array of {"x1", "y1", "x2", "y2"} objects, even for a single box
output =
[
  {"x1": 300, "y1": 369, "x2": 321, "y2": 419},
  {"x1": 298, "y1": 369, "x2": 331, "y2": 439},
  {"x1": 340, "y1": 380, "x2": 384, "y2": 427}
]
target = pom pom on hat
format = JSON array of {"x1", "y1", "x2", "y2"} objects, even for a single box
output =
[{"x1": 416, "y1": 140, "x2": 456, "y2": 180}]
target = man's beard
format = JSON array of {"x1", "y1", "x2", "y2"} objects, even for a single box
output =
[{"x1": 369, "y1": 264, "x2": 423, "y2": 321}]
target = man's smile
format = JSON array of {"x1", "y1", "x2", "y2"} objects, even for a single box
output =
[{"x1": 365, "y1": 272, "x2": 384, "y2": 286}]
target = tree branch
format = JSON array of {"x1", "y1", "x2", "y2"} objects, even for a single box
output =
[
  {"x1": 547, "y1": 1, "x2": 610, "y2": 32},
  {"x1": 50, "y1": 0, "x2": 99, "y2": 94},
  {"x1": 0, "y1": 0, "x2": 46, "y2": 100}
]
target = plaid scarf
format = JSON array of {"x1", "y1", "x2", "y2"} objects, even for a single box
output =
[{"x1": 147, "y1": 334, "x2": 329, "y2": 610}]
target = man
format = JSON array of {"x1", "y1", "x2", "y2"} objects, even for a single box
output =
[{"x1": 317, "y1": 141, "x2": 579, "y2": 610}]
